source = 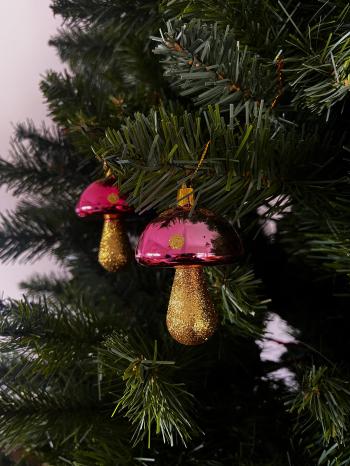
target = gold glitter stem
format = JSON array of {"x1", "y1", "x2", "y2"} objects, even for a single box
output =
[
  {"x1": 98, "y1": 214, "x2": 131, "y2": 272},
  {"x1": 166, "y1": 266, "x2": 218, "y2": 345}
]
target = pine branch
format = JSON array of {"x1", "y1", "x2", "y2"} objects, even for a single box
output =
[
  {"x1": 50, "y1": 26, "x2": 118, "y2": 72},
  {"x1": 288, "y1": 366, "x2": 350, "y2": 445},
  {"x1": 94, "y1": 105, "x2": 284, "y2": 219},
  {"x1": 161, "y1": 0, "x2": 276, "y2": 44},
  {"x1": 0, "y1": 297, "x2": 134, "y2": 463},
  {"x1": 104, "y1": 332, "x2": 201, "y2": 447},
  {"x1": 285, "y1": 5, "x2": 350, "y2": 115},
  {"x1": 0, "y1": 298, "x2": 120, "y2": 383},
  {"x1": 51, "y1": 0, "x2": 161, "y2": 36},
  {"x1": 40, "y1": 70, "x2": 118, "y2": 129},
  {"x1": 158, "y1": 4, "x2": 350, "y2": 116},
  {"x1": 279, "y1": 180, "x2": 350, "y2": 278},
  {"x1": 209, "y1": 265, "x2": 270, "y2": 338},
  {"x1": 0, "y1": 197, "x2": 97, "y2": 263},
  {"x1": 19, "y1": 273, "x2": 71, "y2": 296},
  {"x1": 0, "y1": 385, "x2": 130, "y2": 465},
  {"x1": 50, "y1": 26, "x2": 164, "y2": 92},
  {"x1": 152, "y1": 20, "x2": 278, "y2": 115},
  {"x1": 0, "y1": 122, "x2": 86, "y2": 196},
  {"x1": 159, "y1": 0, "x2": 304, "y2": 54},
  {"x1": 94, "y1": 105, "x2": 349, "y2": 229},
  {"x1": 40, "y1": 68, "x2": 164, "y2": 159}
]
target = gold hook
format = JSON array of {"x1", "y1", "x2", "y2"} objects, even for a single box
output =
[{"x1": 177, "y1": 140, "x2": 211, "y2": 207}]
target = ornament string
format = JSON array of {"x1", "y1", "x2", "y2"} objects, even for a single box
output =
[
  {"x1": 271, "y1": 52, "x2": 284, "y2": 109},
  {"x1": 191, "y1": 140, "x2": 211, "y2": 181},
  {"x1": 178, "y1": 140, "x2": 211, "y2": 207}
]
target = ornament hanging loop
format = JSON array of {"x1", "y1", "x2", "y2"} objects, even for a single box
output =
[
  {"x1": 177, "y1": 140, "x2": 211, "y2": 207},
  {"x1": 191, "y1": 140, "x2": 211, "y2": 181}
]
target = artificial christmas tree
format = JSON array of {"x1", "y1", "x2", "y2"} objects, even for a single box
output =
[{"x1": 0, "y1": 1, "x2": 350, "y2": 465}]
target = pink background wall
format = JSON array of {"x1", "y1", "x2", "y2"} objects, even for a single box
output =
[{"x1": 0, "y1": 1, "x2": 63, "y2": 298}]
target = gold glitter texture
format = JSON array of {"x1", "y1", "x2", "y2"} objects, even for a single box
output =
[
  {"x1": 98, "y1": 214, "x2": 131, "y2": 272},
  {"x1": 169, "y1": 234, "x2": 185, "y2": 249},
  {"x1": 177, "y1": 185, "x2": 194, "y2": 207},
  {"x1": 167, "y1": 266, "x2": 218, "y2": 345},
  {"x1": 107, "y1": 193, "x2": 119, "y2": 204}
]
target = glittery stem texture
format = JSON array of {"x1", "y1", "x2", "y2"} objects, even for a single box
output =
[
  {"x1": 167, "y1": 266, "x2": 218, "y2": 345},
  {"x1": 98, "y1": 214, "x2": 131, "y2": 272}
]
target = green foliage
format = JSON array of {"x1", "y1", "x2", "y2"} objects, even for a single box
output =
[
  {"x1": 160, "y1": 0, "x2": 287, "y2": 54},
  {"x1": 0, "y1": 298, "x2": 201, "y2": 464},
  {"x1": 0, "y1": 198, "x2": 83, "y2": 262},
  {"x1": 93, "y1": 105, "x2": 279, "y2": 218},
  {"x1": 153, "y1": 20, "x2": 277, "y2": 114},
  {"x1": 286, "y1": 5, "x2": 350, "y2": 115},
  {"x1": 286, "y1": 366, "x2": 350, "y2": 465},
  {"x1": 51, "y1": 0, "x2": 161, "y2": 34},
  {"x1": 0, "y1": 122, "x2": 85, "y2": 196},
  {"x1": 160, "y1": 2, "x2": 350, "y2": 115},
  {"x1": 279, "y1": 183, "x2": 350, "y2": 279},
  {"x1": 1, "y1": 0, "x2": 350, "y2": 464},
  {"x1": 209, "y1": 265, "x2": 270, "y2": 337},
  {"x1": 0, "y1": 297, "x2": 115, "y2": 384},
  {"x1": 0, "y1": 298, "x2": 131, "y2": 465},
  {"x1": 288, "y1": 366, "x2": 350, "y2": 444},
  {"x1": 94, "y1": 103, "x2": 349, "y2": 243},
  {"x1": 50, "y1": 26, "x2": 163, "y2": 91},
  {"x1": 105, "y1": 333, "x2": 199, "y2": 447}
]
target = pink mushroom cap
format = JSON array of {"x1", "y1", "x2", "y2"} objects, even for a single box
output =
[
  {"x1": 75, "y1": 179, "x2": 132, "y2": 218},
  {"x1": 136, "y1": 207, "x2": 243, "y2": 267}
]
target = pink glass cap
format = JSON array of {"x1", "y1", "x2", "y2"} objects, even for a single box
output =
[
  {"x1": 75, "y1": 179, "x2": 132, "y2": 218},
  {"x1": 136, "y1": 207, "x2": 243, "y2": 267}
]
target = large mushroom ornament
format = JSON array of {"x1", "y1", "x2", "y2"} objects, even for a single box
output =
[{"x1": 136, "y1": 185, "x2": 243, "y2": 345}]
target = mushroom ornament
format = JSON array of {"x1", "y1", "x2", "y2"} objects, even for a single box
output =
[
  {"x1": 136, "y1": 185, "x2": 243, "y2": 345},
  {"x1": 76, "y1": 178, "x2": 133, "y2": 271}
]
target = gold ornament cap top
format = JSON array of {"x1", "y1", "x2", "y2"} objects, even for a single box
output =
[{"x1": 177, "y1": 184, "x2": 194, "y2": 207}]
